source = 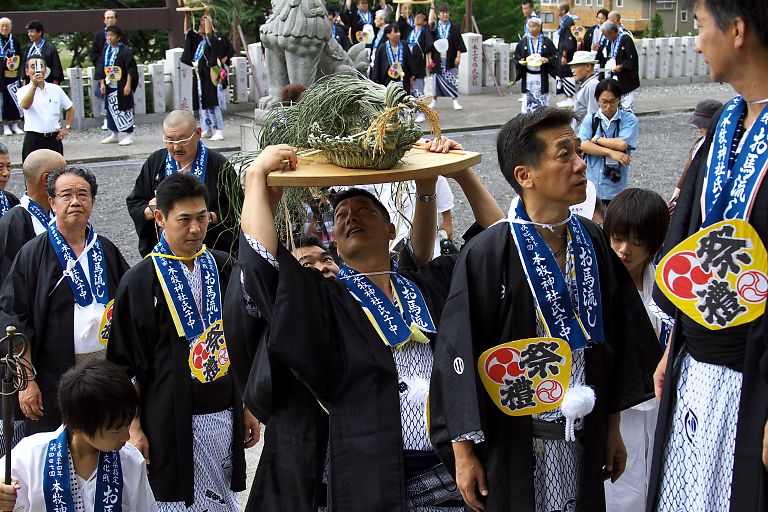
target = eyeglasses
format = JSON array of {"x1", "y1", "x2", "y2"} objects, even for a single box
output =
[
  {"x1": 55, "y1": 191, "x2": 92, "y2": 202},
  {"x1": 162, "y1": 132, "x2": 197, "y2": 146},
  {"x1": 599, "y1": 98, "x2": 620, "y2": 106}
]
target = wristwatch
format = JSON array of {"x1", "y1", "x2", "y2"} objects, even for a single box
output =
[
  {"x1": 591, "y1": 134, "x2": 600, "y2": 143},
  {"x1": 64, "y1": 124, "x2": 71, "y2": 130},
  {"x1": 417, "y1": 193, "x2": 437, "y2": 202}
]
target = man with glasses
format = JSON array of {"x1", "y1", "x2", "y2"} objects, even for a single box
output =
[
  {"x1": 0, "y1": 165, "x2": 129, "y2": 436},
  {"x1": 127, "y1": 109, "x2": 239, "y2": 258},
  {"x1": 596, "y1": 21, "x2": 639, "y2": 112},
  {"x1": 579, "y1": 79, "x2": 638, "y2": 205}
]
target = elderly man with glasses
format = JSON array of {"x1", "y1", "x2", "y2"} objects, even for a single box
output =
[{"x1": 126, "y1": 109, "x2": 240, "y2": 258}]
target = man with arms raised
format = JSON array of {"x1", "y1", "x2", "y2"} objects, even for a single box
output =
[
  {"x1": 127, "y1": 109, "x2": 238, "y2": 257},
  {"x1": 0, "y1": 165, "x2": 129, "y2": 435},
  {"x1": 109, "y1": 173, "x2": 260, "y2": 510},
  {"x1": 429, "y1": 108, "x2": 660, "y2": 512},
  {"x1": 236, "y1": 139, "x2": 503, "y2": 510},
  {"x1": 649, "y1": 0, "x2": 768, "y2": 509}
]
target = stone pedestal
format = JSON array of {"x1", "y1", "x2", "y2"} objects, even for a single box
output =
[
  {"x1": 148, "y1": 63, "x2": 166, "y2": 113},
  {"x1": 642, "y1": 39, "x2": 657, "y2": 80},
  {"x1": 165, "y1": 48, "x2": 193, "y2": 111},
  {"x1": 655, "y1": 38, "x2": 670, "y2": 79},
  {"x1": 230, "y1": 56, "x2": 249, "y2": 103},
  {"x1": 66, "y1": 68, "x2": 85, "y2": 123},
  {"x1": 679, "y1": 37, "x2": 695, "y2": 78},
  {"x1": 669, "y1": 38, "x2": 683, "y2": 78},
  {"x1": 134, "y1": 64, "x2": 147, "y2": 115},
  {"x1": 458, "y1": 32, "x2": 483, "y2": 95},
  {"x1": 247, "y1": 43, "x2": 269, "y2": 102},
  {"x1": 482, "y1": 42, "x2": 495, "y2": 87}
]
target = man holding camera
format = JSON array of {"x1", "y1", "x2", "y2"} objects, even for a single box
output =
[
  {"x1": 16, "y1": 56, "x2": 74, "y2": 161},
  {"x1": 579, "y1": 78, "x2": 637, "y2": 205}
]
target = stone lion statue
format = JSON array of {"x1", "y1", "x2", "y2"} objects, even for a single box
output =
[{"x1": 259, "y1": 0, "x2": 369, "y2": 109}]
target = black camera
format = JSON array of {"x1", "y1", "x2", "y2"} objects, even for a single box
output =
[{"x1": 603, "y1": 164, "x2": 622, "y2": 183}]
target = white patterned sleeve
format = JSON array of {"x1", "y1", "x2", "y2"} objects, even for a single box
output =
[
  {"x1": 244, "y1": 233, "x2": 279, "y2": 269},
  {"x1": 452, "y1": 430, "x2": 485, "y2": 444}
]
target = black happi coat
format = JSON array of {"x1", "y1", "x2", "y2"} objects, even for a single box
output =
[
  {"x1": 397, "y1": 16, "x2": 414, "y2": 42},
  {"x1": 430, "y1": 220, "x2": 661, "y2": 511},
  {"x1": 648, "y1": 104, "x2": 768, "y2": 511},
  {"x1": 556, "y1": 16, "x2": 577, "y2": 78},
  {"x1": 0, "y1": 203, "x2": 38, "y2": 284},
  {"x1": 513, "y1": 34, "x2": 558, "y2": 94},
  {"x1": 331, "y1": 23, "x2": 352, "y2": 52},
  {"x1": 107, "y1": 250, "x2": 246, "y2": 505},
  {"x1": 89, "y1": 28, "x2": 107, "y2": 68},
  {"x1": 126, "y1": 148, "x2": 239, "y2": 258},
  {"x1": 240, "y1": 234, "x2": 456, "y2": 512},
  {"x1": 224, "y1": 265, "x2": 329, "y2": 512},
  {"x1": 21, "y1": 39, "x2": 64, "y2": 84},
  {"x1": 405, "y1": 27, "x2": 433, "y2": 80},
  {"x1": 181, "y1": 29, "x2": 223, "y2": 110},
  {"x1": 342, "y1": 6, "x2": 375, "y2": 43},
  {"x1": 597, "y1": 34, "x2": 640, "y2": 94},
  {"x1": 582, "y1": 25, "x2": 601, "y2": 53},
  {"x1": 95, "y1": 44, "x2": 138, "y2": 112},
  {"x1": 0, "y1": 34, "x2": 23, "y2": 120},
  {"x1": 0, "y1": 232, "x2": 129, "y2": 434},
  {"x1": 371, "y1": 42, "x2": 415, "y2": 93},
  {"x1": 430, "y1": 22, "x2": 466, "y2": 74}
]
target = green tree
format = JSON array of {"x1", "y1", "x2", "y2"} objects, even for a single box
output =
[
  {"x1": 435, "y1": 0, "x2": 525, "y2": 42},
  {"x1": 649, "y1": 12, "x2": 665, "y2": 38}
]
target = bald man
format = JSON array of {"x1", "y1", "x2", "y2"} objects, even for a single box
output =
[
  {"x1": 126, "y1": 110, "x2": 239, "y2": 257},
  {"x1": 607, "y1": 11, "x2": 633, "y2": 38},
  {"x1": 91, "y1": 10, "x2": 120, "y2": 130},
  {"x1": 0, "y1": 148, "x2": 64, "y2": 454},
  {"x1": 0, "y1": 148, "x2": 63, "y2": 282}
]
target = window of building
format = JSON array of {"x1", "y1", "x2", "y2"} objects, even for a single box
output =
[
  {"x1": 575, "y1": 0, "x2": 582, "y2": 5},
  {"x1": 681, "y1": 9, "x2": 688, "y2": 22},
  {"x1": 585, "y1": 0, "x2": 593, "y2": 6},
  {"x1": 656, "y1": 0, "x2": 675, "y2": 9},
  {"x1": 542, "y1": 11, "x2": 556, "y2": 23},
  {"x1": 615, "y1": 0, "x2": 624, "y2": 7},
  {"x1": 597, "y1": 0, "x2": 604, "y2": 5},
  {"x1": 541, "y1": 0, "x2": 554, "y2": 5}
]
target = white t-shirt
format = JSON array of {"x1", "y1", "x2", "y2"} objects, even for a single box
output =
[
  {"x1": 16, "y1": 82, "x2": 73, "y2": 134},
  {"x1": 1, "y1": 425, "x2": 157, "y2": 512}
]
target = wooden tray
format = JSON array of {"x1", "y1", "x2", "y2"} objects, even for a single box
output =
[{"x1": 266, "y1": 147, "x2": 482, "y2": 187}]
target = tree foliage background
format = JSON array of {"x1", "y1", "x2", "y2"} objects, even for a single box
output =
[
  {"x1": 3, "y1": 0, "x2": 526, "y2": 68},
  {"x1": 2, "y1": 0, "x2": 270, "y2": 66}
]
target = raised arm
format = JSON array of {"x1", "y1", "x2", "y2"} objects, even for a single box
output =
[{"x1": 241, "y1": 145, "x2": 297, "y2": 257}]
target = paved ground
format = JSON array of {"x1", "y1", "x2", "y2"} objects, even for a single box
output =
[
  {"x1": 2, "y1": 81, "x2": 735, "y2": 167},
  {"x1": 0, "y1": 81, "x2": 734, "y2": 509}
]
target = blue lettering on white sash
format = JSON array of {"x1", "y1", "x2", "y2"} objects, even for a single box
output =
[
  {"x1": 48, "y1": 222, "x2": 108, "y2": 307},
  {"x1": 165, "y1": 140, "x2": 208, "y2": 182},
  {"x1": 702, "y1": 96, "x2": 768, "y2": 227}
]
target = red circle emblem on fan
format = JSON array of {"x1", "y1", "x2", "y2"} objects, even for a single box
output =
[
  {"x1": 484, "y1": 347, "x2": 524, "y2": 384},
  {"x1": 536, "y1": 379, "x2": 564, "y2": 404},
  {"x1": 662, "y1": 251, "x2": 711, "y2": 299},
  {"x1": 737, "y1": 270, "x2": 768, "y2": 304},
  {"x1": 192, "y1": 343, "x2": 209, "y2": 370}
]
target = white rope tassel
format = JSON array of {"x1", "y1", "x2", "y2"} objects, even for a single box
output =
[{"x1": 560, "y1": 385, "x2": 596, "y2": 442}]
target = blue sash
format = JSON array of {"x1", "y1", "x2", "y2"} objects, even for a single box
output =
[
  {"x1": 558, "y1": 14, "x2": 571, "y2": 36},
  {"x1": 437, "y1": 21, "x2": 451, "y2": 41},
  {"x1": 0, "y1": 191, "x2": 9, "y2": 216},
  {"x1": 104, "y1": 43, "x2": 120, "y2": 68},
  {"x1": 386, "y1": 41, "x2": 404, "y2": 68},
  {"x1": 21, "y1": 194, "x2": 51, "y2": 227},
  {"x1": 149, "y1": 236, "x2": 222, "y2": 340},
  {"x1": 702, "y1": 96, "x2": 768, "y2": 227},
  {"x1": 165, "y1": 140, "x2": 208, "y2": 181},
  {"x1": 27, "y1": 38, "x2": 44, "y2": 58},
  {"x1": 332, "y1": 24, "x2": 337, "y2": 39},
  {"x1": 508, "y1": 197, "x2": 604, "y2": 350},
  {"x1": 43, "y1": 428, "x2": 123, "y2": 512},
  {"x1": 406, "y1": 16, "x2": 414, "y2": 28},
  {"x1": 193, "y1": 38, "x2": 207, "y2": 63},
  {"x1": 594, "y1": 27, "x2": 604, "y2": 48},
  {"x1": 527, "y1": 34, "x2": 543, "y2": 57},
  {"x1": 338, "y1": 261, "x2": 436, "y2": 348},
  {"x1": 408, "y1": 27, "x2": 423, "y2": 47},
  {"x1": 373, "y1": 29, "x2": 384, "y2": 51},
  {"x1": 608, "y1": 37, "x2": 620, "y2": 58},
  {"x1": 0, "y1": 35, "x2": 14, "y2": 58},
  {"x1": 48, "y1": 222, "x2": 108, "y2": 307},
  {"x1": 358, "y1": 10, "x2": 373, "y2": 25}
]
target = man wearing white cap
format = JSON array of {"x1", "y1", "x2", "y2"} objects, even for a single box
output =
[
  {"x1": 569, "y1": 50, "x2": 600, "y2": 131},
  {"x1": 513, "y1": 17, "x2": 557, "y2": 113}
]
